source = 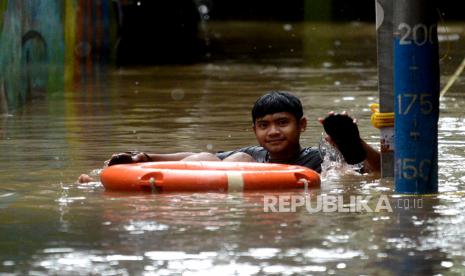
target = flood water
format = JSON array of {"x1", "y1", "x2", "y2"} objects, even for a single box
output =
[{"x1": 1, "y1": 22, "x2": 465, "y2": 275}]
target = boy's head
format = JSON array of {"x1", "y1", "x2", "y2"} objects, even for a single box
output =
[
  {"x1": 251, "y1": 91, "x2": 307, "y2": 159},
  {"x1": 252, "y1": 91, "x2": 303, "y2": 124}
]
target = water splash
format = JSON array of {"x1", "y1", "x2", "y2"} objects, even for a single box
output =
[{"x1": 318, "y1": 134, "x2": 364, "y2": 181}]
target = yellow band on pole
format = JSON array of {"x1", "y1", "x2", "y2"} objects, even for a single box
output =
[{"x1": 370, "y1": 103, "x2": 394, "y2": 128}]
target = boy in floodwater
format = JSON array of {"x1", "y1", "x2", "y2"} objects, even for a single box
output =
[{"x1": 78, "y1": 91, "x2": 380, "y2": 183}]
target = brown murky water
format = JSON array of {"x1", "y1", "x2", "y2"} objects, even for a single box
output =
[{"x1": 1, "y1": 22, "x2": 465, "y2": 275}]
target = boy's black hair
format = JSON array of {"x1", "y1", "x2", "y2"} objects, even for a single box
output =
[{"x1": 251, "y1": 91, "x2": 303, "y2": 124}]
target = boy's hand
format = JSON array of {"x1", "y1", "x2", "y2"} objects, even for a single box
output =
[
  {"x1": 318, "y1": 111, "x2": 355, "y2": 144},
  {"x1": 318, "y1": 111, "x2": 366, "y2": 164},
  {"x1": 78, "y1": 174, "x2": 94, "y2": 183}
]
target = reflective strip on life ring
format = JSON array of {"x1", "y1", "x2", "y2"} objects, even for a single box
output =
[
  {"x1": 225, "y1": 171, "x2": 244, "y2": 192},
  {"x1": 100, "y1": 161, "x2": 320, "y2": 192}
]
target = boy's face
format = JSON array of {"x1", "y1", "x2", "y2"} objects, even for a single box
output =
[{"x1": 253, "y1": 112, "x2": 306, "y2": 158}]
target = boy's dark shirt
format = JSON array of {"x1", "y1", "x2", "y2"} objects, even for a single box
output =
[{"x1": 216, "y1": 146, "x2": 322, "y2": 173}]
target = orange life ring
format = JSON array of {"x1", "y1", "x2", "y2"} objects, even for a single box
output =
[{"x1": 100, "y1": 161, "x2": 320, "y2": 192}]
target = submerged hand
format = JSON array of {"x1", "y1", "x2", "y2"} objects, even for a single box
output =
[{"x1": 78, "y1": 174, "x2": 94, "y2": 183}]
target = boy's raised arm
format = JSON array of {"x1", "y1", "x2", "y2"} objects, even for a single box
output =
[{"x1": 320, "y1": 112, "x2": 381, "y2": 174}]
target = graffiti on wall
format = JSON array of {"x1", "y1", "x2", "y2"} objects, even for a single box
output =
[{"x1": 0, "y1": 0, "x2": 114, "y2": 113}]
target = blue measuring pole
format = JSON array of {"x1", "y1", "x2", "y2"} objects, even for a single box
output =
[{"x1": 393, "y1": 0, "x2": 439, "y2": 194}]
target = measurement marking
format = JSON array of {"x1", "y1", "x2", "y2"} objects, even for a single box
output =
[
  {"x1": 410, "y1": 55, "x2": 418, "y2": 70},
  {"x1": 410, "y1": 119, "x2": 419, "y2": 140},
  {"x1": 410, "y1": 131, "x2": 420, "y2": 140}
]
